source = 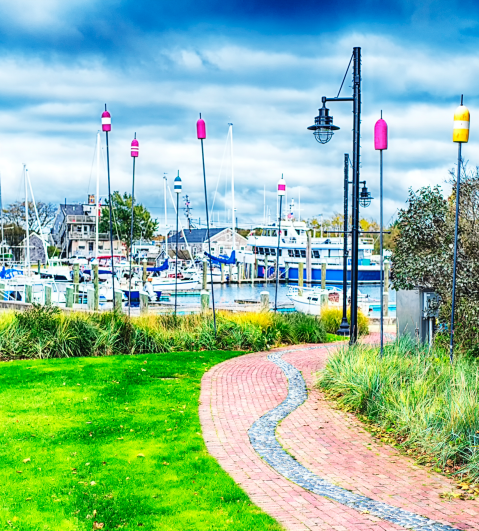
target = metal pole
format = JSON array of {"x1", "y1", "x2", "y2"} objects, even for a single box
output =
[
  {"x1": 200, "y1": 138, "x2": 217, "y2": 336},
  {"x1": 380, "y1": 148, "x2": 384, "y2": 356},
  {"x1": 95, "y1": 132, "x2": 100, "y2": 260},
  {"x1": 350, "y1": 46, "x2": 361, "y2": 345},
  {"x1": 0, "y1": 172, "x2": 4, "y2": 265},
  {"x1": 175, "y1": 192, "x2": 179, "y2": 316},
  {"x1": 337, "y1": 154, "x2": 350, "y2": 335},
  {"x1": 450, "y1": 142, "x2": 462, "y2": 363},
  {"x1": 128, "y1": 143, "x2": 136, "y2": 317},
  {"x1": 274, "y1": 195, "x2": 282, "y2": 312},
  {"x1": 105, "y1": 128, "x2": 116, "y2": 308}
]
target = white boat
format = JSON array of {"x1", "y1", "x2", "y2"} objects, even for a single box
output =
[{"x1": 288, "y1": 286, "x2": 374, "y2": 316}]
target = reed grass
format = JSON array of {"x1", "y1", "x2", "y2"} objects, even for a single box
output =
[
  {"x1": 319, "y1": 307, "x2": 369, "y2": 336},
  {"x1": 318, "y1": 338, "x2": 479, "y2": 482},
  {"x1": 0, "y1": 306, "x2": 337, "y2": 360}
]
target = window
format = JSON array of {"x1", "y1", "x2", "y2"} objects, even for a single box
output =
[
  {"x1": 265, "y1": 248, "x2": 270, "y2": 255},
  {"x1": 288, "y1": 250, "x2": 294, "y2": 257},
  {"x1": 219, "y1": 246, "x2": 224, "y2": 254},
  {"x1": 311, "y1": 297, "x2": 318, "y2": 302},
  {"x1": 240, "y1": 246, "x2": 245, "y2": 251},
  {"x1": 300, "y1": 250, "x2": 306, "y2": 258},
  {"x1": 272, "y1": 230, "x2": 277, "y2": 237},
  {"x1": 284, "y1": 230, "x2": 288, "y2": 236},
  {"x1": 313, "y1": 250, "x2": 320, "y2": 259},
  {"x1": 270, "y1": 248, "x2": 276, "y2": 256},
  {"x1": 294, "y1": 250, "x2": 300, "y2": 258},
  {"x1": 89, "y1": 242, "x2": 94, "y2": 251},
  {"x1": 79, "y1": 245, "x2": 85, "y2": 250},
  {"x1": 259, "y1": 247, "x2": 264, "y2": 255},
  {"x1": 99, "y1": 245, "x2": 103, "y2": 250},
  {"x1": 278, "y1": 249, "x2": 282, "y2": 256}
]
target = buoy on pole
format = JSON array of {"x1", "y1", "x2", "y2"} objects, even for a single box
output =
[
  {"x1": 275, "y1": 175, "x2": 286, "y2": 312},
  {"x1": 174, "y1": 172, "x2": 182, "y2": 317},
  {"x1": 197, "y1": 114, "x2": 217, "y2": 336},
  {"x1": 129, "y1": 134, "x2": 139, "y2": 316},
  {"x1": 450, "y1": 96, "x2": 470, "y2": 363},
  {"x1": 374, "y1": 112, "x2": 388, "y2": 357},
  {"x1": 102, "y1": 105, "x2": 116, "y2": 310}
]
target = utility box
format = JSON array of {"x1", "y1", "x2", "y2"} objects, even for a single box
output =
[{"x1": 396, "y1": 289, "x2": 440, "y2": 345}]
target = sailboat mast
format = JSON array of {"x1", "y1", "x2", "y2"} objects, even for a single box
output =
[
  {"x1": 263, "y1": 185, "x2": 265, "y2": 225},
  {"x1": 96, "y1": 132, "x2": 100, "y2": 259},
  {"x1": 229, "y1": 123, "x2": 235, "y2": 251},
  {"x1": 24, "y1": 164, "x2": 30, "y2": 275},
  {"x1": 163, "y1": 174, "x2": 168, "y2": 258},
  {"x1": 299, "y1": 187, "x2": 301, "y2": 222}
]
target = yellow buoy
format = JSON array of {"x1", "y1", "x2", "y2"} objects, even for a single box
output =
[{"x1": 453, "y1": 104, "x2": 470, "y2": 143}]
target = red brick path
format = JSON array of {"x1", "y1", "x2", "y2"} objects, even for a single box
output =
[{"x1": 199, "y1": 340, "x2": 479, "y2": 530}]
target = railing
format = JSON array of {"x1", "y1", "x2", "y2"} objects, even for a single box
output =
[
  {"x1": 67, "y1": 232, "x2": 110, "y2": 240},
  {"x1": 66, "y1": 215, "x2": 96, "y2": 224}
]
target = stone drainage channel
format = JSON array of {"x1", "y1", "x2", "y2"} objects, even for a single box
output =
[{"x1": 248, "y1": 346, "x2": 461, "y2": 531}]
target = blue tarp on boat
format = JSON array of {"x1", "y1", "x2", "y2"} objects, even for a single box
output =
[
  {"x1": 0, "y1": 267, "x2": 24, "y2": 280},
  {"x1": 147, "y1": 259, "x2": 169, "y2": 273},
  {"x1": 204, "y1": 251, "x2": 236, "y2": 265}
]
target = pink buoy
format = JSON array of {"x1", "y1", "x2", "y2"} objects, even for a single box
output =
[
  {"x1": 197, "y1": 116, "x2": 206, "y2": 139},
  {"x1": 374, "y1": 118, "x2": 387, "y2": 150},
  {"x1": 131, "y1": 138, "x2": 139, "y2": 157},
  {"x1": 102, "y1": 110, "x2": 111, "y2": 132}
]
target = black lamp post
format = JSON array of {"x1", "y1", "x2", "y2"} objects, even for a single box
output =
[
  {"x1": 308, "y1": 46, "x2": 361, "y2": 344},
  {"x1": 359, "y1": 181, "x2": 373, "y2": 208},
  {"x1": 337, "y1": 154, "x2": 350, "y2": 336}
]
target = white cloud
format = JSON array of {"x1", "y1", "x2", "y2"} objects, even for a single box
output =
[{"x1": 0, "y1": 33, "x2": 475, "y2": 229}]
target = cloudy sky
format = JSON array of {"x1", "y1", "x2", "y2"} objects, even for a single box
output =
[{"x1": 0, "y1": 0, "x2": 478, "y2": 230}]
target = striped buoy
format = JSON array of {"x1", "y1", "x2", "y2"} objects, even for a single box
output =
[
  {"x1": 131, "y1": 138, "x2": 139, "y2": 157},
  {"x1": 102, "y1": 109, "x2": 111, "y2": 132},
  {"x1": 277, "y1": 175, "x2": 286, "y2": 196},
  {"x1": 174, "y1": 172, "x2": 182, "y2": 194},
  {"x1": 453, "y1": 102, "x2": 470, "y2": 143}
]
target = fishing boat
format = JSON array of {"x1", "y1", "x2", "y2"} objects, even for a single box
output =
[{"x1": 245, "y1": 220, "x2": 381, "y2": 284}]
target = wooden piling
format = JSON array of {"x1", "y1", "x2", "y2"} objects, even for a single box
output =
[{"x1": 298, "y1": 262, "x2": 304, "y2": 296}]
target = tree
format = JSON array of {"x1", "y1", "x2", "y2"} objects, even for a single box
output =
[
  {"x1": 392, "y1": 168, "x2": 479, "y2": 350},
  {"x1": 98, "y1": 192, "x2": 158, "y2": 250},
  {"x1": 2, "y1": 201, "x2": 56, "y2": 232}
]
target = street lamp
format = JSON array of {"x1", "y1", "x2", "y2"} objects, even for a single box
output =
[
  {"x1": 308, "y1": 101, "x2": 340, "y2": 144},
  {"x1": 275, "y1": 175, "x2": 286, "y2": 312},
  {"x1": 450, "y1": 95, "x2": 470, "y2": 363},
  {"x1": 336, "y1": 154, "x2": 350, "y2": 336},
  {"x1": 359, "y1": 181, "x2": 373, "y2": 208},
  {"x1": 308, "y1": 47, "x2": 362, "y2": 344},
  {"x1": 174, "y1": 172, "x2": 182, "y2": 317}
]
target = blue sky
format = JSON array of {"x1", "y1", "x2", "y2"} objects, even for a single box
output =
[{"x1": 0, "y1": 0, "x2": 478, "y2": 229}]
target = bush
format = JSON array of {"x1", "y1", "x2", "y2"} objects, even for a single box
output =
[
  {"x1": 318, "y1": 338, "x2": 479, "y2": 482},
  {"x1": 0, "y1": 306, "x2": 331, "y2": 360},
  {"x1": 320, "y1": 307, "x2": 369, "y2": 336}
]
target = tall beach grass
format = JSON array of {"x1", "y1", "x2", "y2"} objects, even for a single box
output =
[
  {"x1": 318, "y1": 338, "x2": 479, "y2": 482},
  {"x1": 0, "y1": 305, "x2": 337, "y2": 360}
]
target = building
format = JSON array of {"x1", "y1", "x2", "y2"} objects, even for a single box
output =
[
  {"x1": 20, "y1": 233, "x2": 47, "y2": 265},
  {"x1": 51, "y1": 198, "x2": 123, "y2": 259},
  {"x1": 168, "y1": 228, "x2": 249, "y2": 258}
]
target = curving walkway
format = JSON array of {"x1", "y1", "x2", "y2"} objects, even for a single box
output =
[{"x1": 199, "y1": 338, "x2": 479, "y2": 530}]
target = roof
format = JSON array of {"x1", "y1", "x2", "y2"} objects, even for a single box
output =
[
  {"x1": 61, "y1": 204, "x2": 86, "y2": 216},
  {"x1": 175, "y1": 228, "x2": 225, "y2": 245}
]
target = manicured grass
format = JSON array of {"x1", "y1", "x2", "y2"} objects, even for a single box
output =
[
  {"x1": 0, "y1": 351, "x2": 283, "y2": 530},
  {"x1": 318, "y1": 338, "x2": 479, "y2": 486}
]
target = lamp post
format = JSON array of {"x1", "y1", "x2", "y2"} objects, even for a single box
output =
[
  {"x1": 101, "y1": 105, "x2": 116, "y2": 308},
  {"x1": 374, "y1": 113, "x2": 388, "y2": 356},
  {"x1": 359, "y1": 181, "x2": 373, "y2": 208},
  {"x1": 174, "y1": 172, "x2": 182, "y2": 316},
  {"x1": 450, "y1": 95, "x2": 470, "y2": 363},
  {"x1": 275, "y1": 175, "x2": 286, "y2": 312},
  {"x1": 337, "y1": 154, "x2": 350, "y2": 336},
  {"x1": 197, "y1": 114, "x2": 217, "y2": 337},
  {"x1": 128, "y1": 134, "x2": 139, "y2": 316},
  {"x1": 308, "y1": 47, "x2": 362, "y2": 344}
]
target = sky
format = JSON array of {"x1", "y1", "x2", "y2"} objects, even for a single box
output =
[{"x1": 0, "y1": 0, "x2": 478, "y2": 231}]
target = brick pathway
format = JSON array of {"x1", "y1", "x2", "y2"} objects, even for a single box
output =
[{"x1": 199, "y1": 339, "x2": 479, "y2": 530}]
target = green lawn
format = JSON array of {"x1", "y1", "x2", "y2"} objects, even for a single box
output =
[{"x1": 0, "y1": 351, "x2": 283, "y2": 530}]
